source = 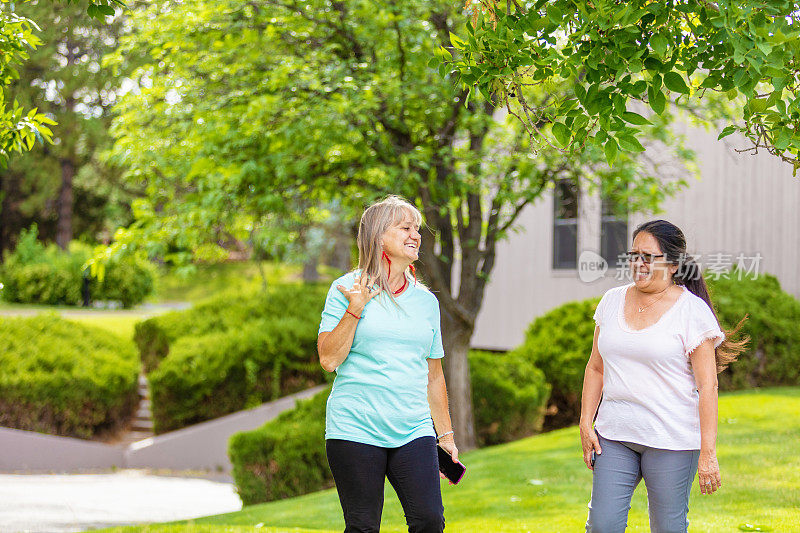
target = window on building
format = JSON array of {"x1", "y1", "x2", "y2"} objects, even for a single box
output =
[
  {"x1": 553, "y1": 178, "x2": 578, "y2": 269},
  {"x1": 601, "y1": 195, "x2": 628, "y2": 267}
]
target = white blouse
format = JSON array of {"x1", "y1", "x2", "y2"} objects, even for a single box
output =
[{"x1": 592, "y1": 283, "x2": 725, "y2": 450}]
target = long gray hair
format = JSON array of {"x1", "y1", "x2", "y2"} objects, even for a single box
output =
[{"x1": 357, "y1": 195, "x2": 422, "y2": 303}]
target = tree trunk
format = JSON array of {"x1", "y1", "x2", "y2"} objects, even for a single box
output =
[
  {"x1": 440, "y1": 306, "x2": 478, "y2": 451},
  {"x1": 302, "y1": 256, "x2": 320, "y2": 282},
  {"x1": 56, "y1": 158, "x2": 74, "y2": 249}
]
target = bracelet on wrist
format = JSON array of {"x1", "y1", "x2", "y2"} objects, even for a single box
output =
[
  {"x1": 345, "y1": 309, "x2": 361, "y2": 320},
  {"x1": 436, "y1": 430, "x2": 454, "y2": 441}
]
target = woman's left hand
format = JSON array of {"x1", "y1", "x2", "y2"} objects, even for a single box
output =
[
  {"x1": 437, "y1": 435, "x2": 459, "y2": 481},
  {"x1": 697, "y1": 449, "x2": 722, "y2": 495}
]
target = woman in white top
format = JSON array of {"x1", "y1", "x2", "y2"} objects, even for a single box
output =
[{"x1": 580, "y1": 220, "x2": 747, "y2": 533}]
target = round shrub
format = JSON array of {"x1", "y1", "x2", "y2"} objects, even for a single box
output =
[
  {"x1": 707, "y1": 273, "x2": 800, "y2": 389},
  {"x1": 1, "y1": 250, "x2": 85, "y2": 306},
  {"x1": 229, "y1": 386, "x2": 331, "y2": 505},
  {"x1": 513, "y1": 297, "x2": 598, "y2": 429},
  {"x1": 0, "y1": 315, "x2": 139, "y2": 439},
  {"x1": 0, "y1": 230, "x2": 155, "y2": 308},
  {"x1": 469, "y1": 350, "x2": 551, "y2": 446},
  {"x1": 90, "y1": 255, "x2": 156, "y2": 308}
]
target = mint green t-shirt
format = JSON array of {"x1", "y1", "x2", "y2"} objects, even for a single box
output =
[{"x1": 318, "y1": 270, "x2": 445, "y2": 448}]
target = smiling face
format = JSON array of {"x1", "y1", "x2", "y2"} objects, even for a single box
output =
[
  {"x1": 630, "y1": 231, "x2": 678, "y2": 291},
  {"x1": 381, "y1": 211, "x2": 421, "y2": 264}
]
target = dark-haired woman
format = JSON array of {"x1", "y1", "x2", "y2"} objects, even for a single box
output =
[{"x1": 580, "y1": 219, "x2": 747, "y2": 533}]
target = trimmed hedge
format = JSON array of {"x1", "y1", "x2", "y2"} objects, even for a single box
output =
[
  {"x1": 0, "y1": 315, "x2": 139, "y2": 439},
  {"x1": 708, "y1": 273, "x2": 800, "y2": 389},
  {"x1": 140, "y1": 283, "x2": 330, "y2": 433},
  {"x1": 513, "y1": 298, "x2": 598, "y2": 429},
  {"x1": 515, "y1": 273, "x2": 800, "y2": 428},
  {"x1": 1, "y1": 227, "x2": 154, "y2": 308},
  {"x1": 470, "y1": 350, "x2": 550, "y2": 446},
  {"x1": 149, "y1": 316, "x2": 326, "y2": 433},
  {"x1": 135, "y1": 283, "x2": 328, "y2": 374},
  {"x1": 229, "y1": 387, "x2": 332, "y2": 505},
  {"x1": 230, "y1": 350, "x2": 551, "y2": 504}
]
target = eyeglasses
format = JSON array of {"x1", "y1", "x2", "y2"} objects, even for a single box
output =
[{"x1": 625, "y1": 251, "x2": 666, "y2": 265}]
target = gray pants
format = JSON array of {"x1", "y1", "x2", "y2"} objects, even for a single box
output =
[{"x1": 585, "y1": 434, "x2": 700, "y2": 533}]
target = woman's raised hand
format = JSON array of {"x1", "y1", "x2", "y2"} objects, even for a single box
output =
[{"x1": 337, "y1": 274, "x2": 381, "y2": 313}]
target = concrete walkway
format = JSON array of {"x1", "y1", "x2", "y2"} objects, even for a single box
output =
[
  {"x1": 0, "y1": 470, "x2": 241, "y2": 532},
  {"x1": 0, "y1": 301, "x2": 191, "y2": 318}
]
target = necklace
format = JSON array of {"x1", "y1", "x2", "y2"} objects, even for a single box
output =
[
  {"x1": 635, "y1": 286, "x2": 670, "y2": 313},
  {"x1": 392, "y1": 276, "x2": 408, "y2": 295}
]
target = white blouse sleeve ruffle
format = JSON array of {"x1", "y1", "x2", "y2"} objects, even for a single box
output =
[{"x1": 684, "y1": 295, "x2": 725, "y2": 357}]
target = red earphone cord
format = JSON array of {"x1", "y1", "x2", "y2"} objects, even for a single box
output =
[{"x1": 382, "y1": 251, "x2": 416, "y2": 294}]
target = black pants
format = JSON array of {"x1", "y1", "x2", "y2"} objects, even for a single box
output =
[{"x1": 326, "y1": 436, "x2": 445, "y2": 533}]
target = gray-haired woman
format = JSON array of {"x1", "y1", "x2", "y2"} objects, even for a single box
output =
[{"x1": 317, "y1": 195, "x2": 458, "y2": 533}]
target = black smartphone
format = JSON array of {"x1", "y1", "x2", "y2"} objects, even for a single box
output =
[
  {"x1": 591, "y1": 450, "x2": 596, "y2": 467},
  {"x1": 437, "y1": 445, "x2": 466, "y2": 485}
]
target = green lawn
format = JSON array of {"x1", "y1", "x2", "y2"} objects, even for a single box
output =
[
  {"x1": 104, "y1": 387, "x2": 800, "y2": 532},
  {"x1": 64, "y1": 314, "x2": 144, "y2": 340}
]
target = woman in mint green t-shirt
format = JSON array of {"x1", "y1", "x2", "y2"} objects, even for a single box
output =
[{"x1": 318, "y1": 195, "x2": 458, "y2": 533}]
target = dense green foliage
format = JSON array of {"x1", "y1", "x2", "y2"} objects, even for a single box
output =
[
  {"x1": 453, "y1": 1, "x2": 800, "y2": 169},
  {"x1": 229, "y1": 388, "x2": 332, "y2": 505},
  {"x1": 516, "y1": 274, "x2": 800, "y2": 427},
  {"x1": 138, "y1": 283, "x2": 329, "y2": 433},
  {"x1": 229, "y1": 350, "x2": 551, "y2": 504},
  {"x1": 0, "y1": 226, "x2": 154, "y2": 307},
  {"x1": 513, "y1": 298, "x2": 599, "y2": 428},
  {"x1": 469, "y1": 350, "x2": 550, "y2": 446},
  {"x1": 0, "y1": 314, "x2": 138, "y2": 439},
  {"x1": 708, "y1": 273, "x2": 800, "y2": 389}
]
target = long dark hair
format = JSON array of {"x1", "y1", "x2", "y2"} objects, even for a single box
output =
[{"x1": 632, "y1": 220, "x2": 748, "y2": 373}]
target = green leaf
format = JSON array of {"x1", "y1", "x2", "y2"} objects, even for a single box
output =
[
  {"x1": 622, "y1": 111, "x2": 651, "y2": 125},
  {"x1": 663, "y1": 71, "x2": 690, "y2": 94},
  {"x1": 618, "y1": 134, "x2": 645, "y2": 152},
  {"x1": 717, "y1": 126, "x2": 736, "y2": 140},
  {"x1": 552, "y1": 122, "x2": 571, "y2": 147},
  {"x1": 604, "y1": 138, "x2": 618, "y2": 166},
  {"x1": 648, "y1": 85, "x2": 666, "y2": 114},
  {"x1": 650, "y1": 34, "x2": 668, "y2": 56}
]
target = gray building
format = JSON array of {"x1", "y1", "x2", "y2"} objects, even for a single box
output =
[{"x1": 472, "y1": 125, "x2": 800, "y2": 351}]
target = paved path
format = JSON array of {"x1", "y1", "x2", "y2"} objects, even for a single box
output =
[
  {"x1": 0, "y1": 470, "x2": 241, "y2": 532},
  {"x1": 0, "y1": 301, "x2": 191, "y2": 318}
]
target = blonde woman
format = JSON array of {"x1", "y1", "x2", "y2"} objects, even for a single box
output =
[
  {"x1": 317, "y1": 195, "x2": 458, "y2": 533},
  {"x1": 580, "y1": 220, "x2": 747, "y2": 533}
]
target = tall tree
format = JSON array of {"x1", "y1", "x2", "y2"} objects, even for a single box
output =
[
  {"x1": 105, "y1": 0, "x2": 698, "y2": 449},
  {"x1": 2, "y1": 1, "x2": 132, "y2": 251}
]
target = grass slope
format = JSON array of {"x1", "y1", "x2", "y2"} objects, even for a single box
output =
[{"x1": 106, "y1": 387, "x2": 800, "y2": 532}]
